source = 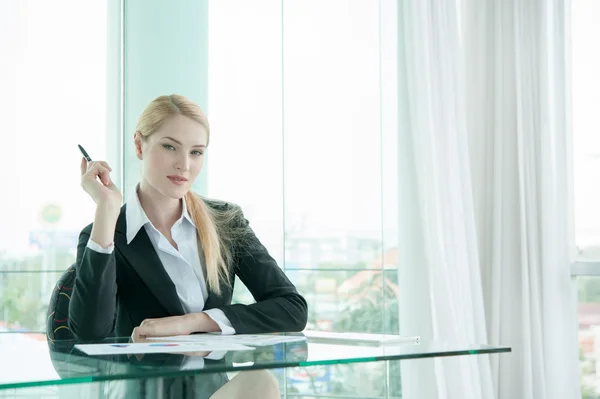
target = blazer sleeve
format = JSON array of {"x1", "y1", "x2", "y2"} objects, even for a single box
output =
[
  {"x1": 68, "y1": 224, "x2": 118, "y2": 340},
  {"x1": 216, "y1": 210, "x2": 308, "y2": 334}
]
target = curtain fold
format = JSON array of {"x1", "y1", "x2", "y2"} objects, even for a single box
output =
[
  {"x1": 398, "y1": 0, "x2": 580, "y2": 397},
  {"x1": 465, "y1": 0, "x2": 580, "y2": 398},
  {"x1": 397, "y1": 1, "x2": 493, "y2": 398}
]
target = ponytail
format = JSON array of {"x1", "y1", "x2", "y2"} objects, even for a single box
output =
[{"x1": 184, "y1": 192, "x2": 232, "y2": 296}]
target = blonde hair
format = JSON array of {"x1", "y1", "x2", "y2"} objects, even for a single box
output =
[{"x1": 135, "y1": 94, "x2": 243, "y2": 296}]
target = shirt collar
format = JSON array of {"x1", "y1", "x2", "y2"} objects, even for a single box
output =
[
  {"x1": 126, "y1": 185, "x2": 196, "y2": 244},
  {"x1": 180, "y1": 194, "x2": 196, "y2": 228}
]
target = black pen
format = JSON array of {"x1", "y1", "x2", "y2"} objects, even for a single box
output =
[{"x1": 78, "y1": 144, "x2": 92, "y2": 162}]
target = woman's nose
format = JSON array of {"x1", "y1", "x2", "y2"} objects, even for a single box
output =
[{"x1": 175, "y1": 154, "x2": 190, "y2": 171}]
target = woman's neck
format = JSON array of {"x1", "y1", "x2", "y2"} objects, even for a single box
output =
[{"x1": 137, "y1": 181, "x2": 182, "y2": 232}]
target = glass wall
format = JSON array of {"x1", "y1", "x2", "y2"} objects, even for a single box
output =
[
  {"x1": 0, "y1": 1, "x2": 109, "y2": 332},
  {"x1": 0, "y1": 1, "x2": 400, "y2": 338},
  {"x1": 207, "y1": 0, "x2": 399, "y2": 335},
  {"x1": 572, "y1": 1, "x2": 600, "y2": 397}
]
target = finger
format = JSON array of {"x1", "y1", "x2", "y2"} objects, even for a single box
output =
[
  {"x1": 85, "y1": 162, "x2": 105, "y2": 175},
  {"x1": 85, "y1": 164, "x2": 111, "y2": 186},
  {"x1": 132, "y1": 326, "x2": 144, "y2": 340},
  {"x1": 97, "y1": 161, "x2": 113, "y2": 172},
  {"x1": 80, "y1": 157, "x2": 87, "y2": 176},
  {"x1": 135, "y1": 325, "x2": 151, "y2": 338},
  {"x1": 86, "y1": 160, "x2": 112, "y2": 172},
  {"x1": 85, "y1": 160, "x2": 96, "y2": 173},
  {"x1": 98, "y1": 168, "x2": 111, "y2": 186}
]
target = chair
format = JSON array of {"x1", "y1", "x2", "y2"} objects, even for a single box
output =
[{"x1": 46, "y1": 264, "x2": 76, "y2": 345}]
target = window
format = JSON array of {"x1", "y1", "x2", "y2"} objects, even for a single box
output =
[
  {"x1": 571, "y1": 1, "x2": 600, "y2": 397},
  {"x1": 0, "y1": 1, "x2": 109, "y2": 332},
  {"x1": 208, "y1": 0, "x2": 399, "y2": 336}
]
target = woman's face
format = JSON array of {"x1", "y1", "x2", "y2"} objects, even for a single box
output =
[{"x1": 135, "y1": 114, "x2": 208, "y2": 200}]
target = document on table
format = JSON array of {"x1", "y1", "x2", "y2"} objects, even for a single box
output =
[
  {"x1": 75, "y1": 342, "x2": 255, "y2": 356},
  {"x1": 148, "y1": 333, "x2": 307, "y2": 346}
]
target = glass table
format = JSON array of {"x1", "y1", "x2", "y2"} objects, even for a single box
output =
[{"x1": 0, "y1": 332, "x2": 510, "y2": 398}]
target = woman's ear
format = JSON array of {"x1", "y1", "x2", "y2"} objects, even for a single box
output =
[{"x1": 134, "y1": 132, "x2": 144, "y2": 160}]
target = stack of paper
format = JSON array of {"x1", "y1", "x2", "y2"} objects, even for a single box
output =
[
  {"x1": 75, "y1": 342, "x2": 254, "y2": 356},
  {"x1": 75, "y1": 334, "x2": 307, "y2": 356},
  {"x1": 149, "y1": 333, "x2": 307, "y2": 346}
]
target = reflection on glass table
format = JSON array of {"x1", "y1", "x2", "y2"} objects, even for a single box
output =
[{"x1": 0, "y1": 331, "x2": 510, "y2": 398}]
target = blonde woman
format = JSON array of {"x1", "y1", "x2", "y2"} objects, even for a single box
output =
[{"x1": 69, "y1": 94, "x2": 308, "y2": 343}]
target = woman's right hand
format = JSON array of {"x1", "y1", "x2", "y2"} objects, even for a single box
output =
[{"x1": 80, "y1": 157, "x2": 123, "y2": 209}]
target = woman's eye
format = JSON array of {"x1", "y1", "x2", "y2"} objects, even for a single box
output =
[
  {"x1": 163, "y1": 144, "x2": 175, "y2": 150},
  {"x1": 191, "y1": 150, "x2": 204, "y2": 156}
]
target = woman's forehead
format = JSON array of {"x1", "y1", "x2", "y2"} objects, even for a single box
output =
[{"x1": 153, "y1": 115, "x2": 208, "y2": 144}]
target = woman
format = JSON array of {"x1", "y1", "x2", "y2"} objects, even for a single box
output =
[{"x1": 69, "y1": 94, "x2": 308, "y2": 342}]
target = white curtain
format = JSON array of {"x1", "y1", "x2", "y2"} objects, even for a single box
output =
[
  {"x1": 465, "y1": 0, "x2": 580, "y2": 398},
  {"x1": 397, "y1": 0, "x2": 580, "y2": 398},
  {"x1": 396, "y1": 1, "x2": 494, "y2": 398}
]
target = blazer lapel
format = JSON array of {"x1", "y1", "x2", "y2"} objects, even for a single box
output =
[{"x1": 114, "y1": 207, "x2": 185, "y2": 316}]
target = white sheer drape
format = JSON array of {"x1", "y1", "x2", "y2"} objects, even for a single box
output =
[
  {"x1": 465, "y1": 0, "x2": 580, "y2": 398},
  {"x1": 397, "y1": 0, "x2": 580, "y2": 398},
  {"x1": 396, "y1": 1, "x2": 493, "y2": 398}
]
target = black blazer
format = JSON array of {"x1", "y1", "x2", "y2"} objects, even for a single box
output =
[{"x1": 68, "y1": 199, "x2": 308, "y2": 340}]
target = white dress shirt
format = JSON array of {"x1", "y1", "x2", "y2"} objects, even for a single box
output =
[{"x1": 86, "y1": 186, "x2": 235, "y2": 335}]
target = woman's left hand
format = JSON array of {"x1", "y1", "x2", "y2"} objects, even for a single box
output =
[
  {"x1": 129, "y1": 315, "x2": 212, "y2": 360},
  {"x1": 132, "y1": 313, "x2": 206, "y2": 340}
]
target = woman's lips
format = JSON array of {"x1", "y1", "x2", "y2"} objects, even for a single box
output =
[{"x1": 167, "y1": 176, "x2": 187, "y2": 185}]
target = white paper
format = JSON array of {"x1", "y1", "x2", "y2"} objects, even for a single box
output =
[
  {"x1": 75, "y1": 342, "x2": 255, "y2": 356},
  {"x1": 148, "y1": 333, "x2": 307, "y2": 346}
]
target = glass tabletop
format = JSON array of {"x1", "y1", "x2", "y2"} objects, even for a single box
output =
[{"x1": 0, "y1": 332, "x2": 510, "y2": 390}]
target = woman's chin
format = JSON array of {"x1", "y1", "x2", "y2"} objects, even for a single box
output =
[{"x1": 159, "y1": 184, "x2": 188, "y2": 200}]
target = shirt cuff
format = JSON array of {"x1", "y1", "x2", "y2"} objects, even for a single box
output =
[
  {"x1": 87, "y1": 239, "x2": 115, "y2": 254},
  {"x1": 203, "y1": 309, "x2": 236, "y2": 335},
  {"x1": 180, "y1": 356, "x2": 205, "y2": 370},
  {"x1": 205, "y1": 351, "x2": 228, "y2": 360}
]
